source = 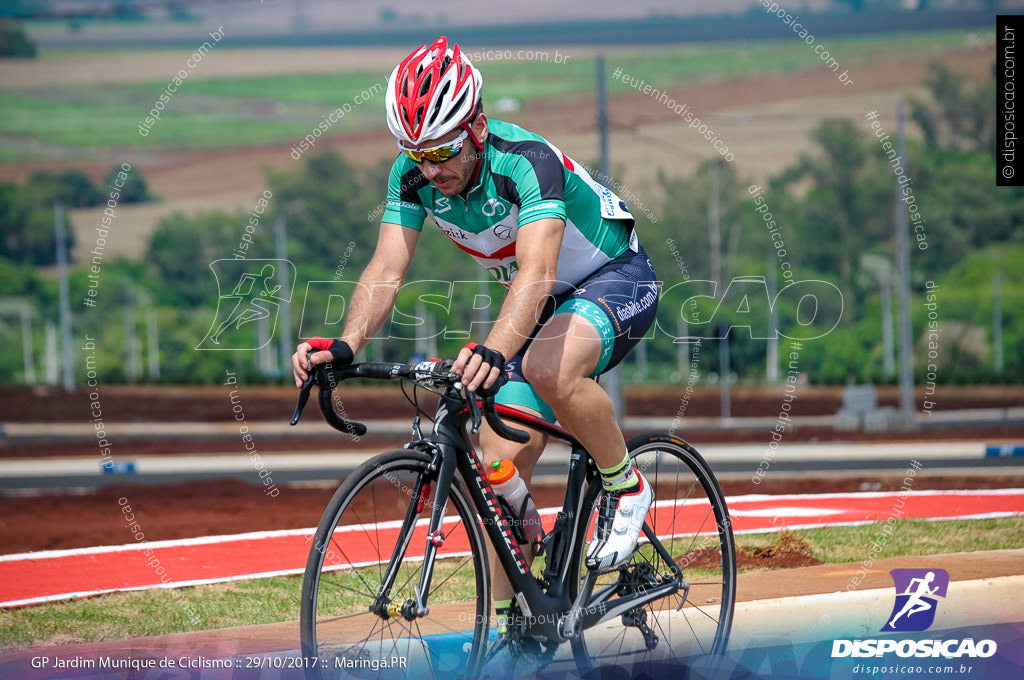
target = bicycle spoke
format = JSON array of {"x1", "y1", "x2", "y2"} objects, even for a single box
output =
[
  {"x1": 390, "y1": 560, "x2": 424, "y2": 598},
  {"x1": 313, "y1": 576, "x2": 375, "y2": 602},
  {"x1": 412, "y1": 619, "x2": 440, "y2": 680},
  {"x1": 428, "y1": 554, "x2": 473, "y2": 594},
  {"x1": 573, "y1": 436, "x2": 735, "y2": 676},
  {"x1": 680, "y1": 597, "x2": 721, "y2": 622},
  {"x1": 325, "y1": 537, "x2": 381, "y2": 602},
  {"x1": 314, "y1": 608, "x2": 382, "y2": 628},
  {"x1": 681, "y1": 601, "x2": 711, "y2": 656},
  {"x1": 303, "y1": 452, "x2": 489, "y2": 680}
]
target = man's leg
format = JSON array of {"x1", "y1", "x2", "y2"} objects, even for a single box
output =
[
  {"x1": 521, "y1": 311, "x2": 651, "y2": 570},
  {"x1": 521, "y1": 311, "x2": 623, "y2": 471}
]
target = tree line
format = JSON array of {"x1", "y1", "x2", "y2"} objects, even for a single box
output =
[{"x1": 0, "y1": 62, "x2": 1019, "y2": 385}]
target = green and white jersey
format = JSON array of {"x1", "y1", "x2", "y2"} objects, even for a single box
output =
[{"x1": 381, "y1": 119, "x2": 637, "y2": 294}]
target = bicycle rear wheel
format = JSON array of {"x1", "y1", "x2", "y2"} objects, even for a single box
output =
[
  {"x1": 300, "y1": 449, "x2": 490, "y2": 680},
  {"x1": 570, "y1": 433, "x2": 736, "y2": 677}
]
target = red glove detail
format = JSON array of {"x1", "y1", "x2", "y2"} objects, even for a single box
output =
[{"x1": 308, "y1": 337, "x2": 334, "y2": 351}]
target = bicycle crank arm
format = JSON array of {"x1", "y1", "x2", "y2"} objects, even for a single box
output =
[{"x1": 558, "y1": 570, "x2": 600, "y2": 641}]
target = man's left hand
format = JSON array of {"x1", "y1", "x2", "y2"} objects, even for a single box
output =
[{"x1": 453, "y1": 342, "x2": 506, "y2": 393}]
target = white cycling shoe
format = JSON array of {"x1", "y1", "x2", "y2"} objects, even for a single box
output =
[{"x1": 585, "y1": 471, "x2": 653, "y2": 571}]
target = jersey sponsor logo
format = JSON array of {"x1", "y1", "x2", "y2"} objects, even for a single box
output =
[
  {"x1": 520, "y1": 201, "x2": 561, "y2": 217},
  {"x1": 613, "y1": 286, "x2": 658, "y2": 323},
  {"x1": 598, "y1": 187, "x2": 618, "y2": 215},
  {"x1": 486, "y1": 260, "x2": 519, "y2": 285},
  {"x1": 482, "y1": 197, "x2": 507, "y2": 217},
  {"x1": 435, "y1": 196, "x2": 452, "y2": 214},
  {"x1": 493, "y1": 223, "x2": 515, "y2": 241},
  {"x1": 388, "y1": 199, "x2": 421, "y2": 212},
  {"x1": 441, "y1": 226, "x2": 468, "y2": 241}
]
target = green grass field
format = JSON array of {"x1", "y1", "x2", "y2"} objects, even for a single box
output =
[
  {"x1": 0, "y1": 29, "x2": 985, "y2": 155},
  {"x1": 1, "y1": 515, "x2": 1019, "y2": 650}
]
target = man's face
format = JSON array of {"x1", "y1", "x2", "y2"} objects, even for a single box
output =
[{"x1": 409, "y1": 114, "x2": 487, "y2": 197}]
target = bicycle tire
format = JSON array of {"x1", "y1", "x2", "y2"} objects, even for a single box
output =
[
  {"x1": 300, "y1": 449, "x2": 491, "y2": 680},
  {"x1": 569, "y1": 433, "x2": 737, "y2": 677}
]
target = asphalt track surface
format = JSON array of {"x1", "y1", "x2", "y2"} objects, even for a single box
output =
[
  {"x1": 3, "y1": 403, "x2": 1024, "y2": 495},
  {"x1": 2, "y1": 437, "x2": 1022, "y2": 495}
]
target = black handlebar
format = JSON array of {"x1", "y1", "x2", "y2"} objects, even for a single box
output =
[
  {"x1": 483, "y1": 399, "x2": 531, "y2": 444},
  {"x1": 317, "y1": 387, "x2": 367, "y2": 436},
  {"x1": 289, "y1": 357, "x2": 531, "y2": 445}
]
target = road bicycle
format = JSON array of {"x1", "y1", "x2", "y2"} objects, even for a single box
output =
[{"x1": 292, "y1": 358, "x2": 736, "y2": 679}]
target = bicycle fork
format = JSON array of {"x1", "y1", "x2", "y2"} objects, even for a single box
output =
[{"x1": 371, "y1": 445, "x2": 456, "y2": 621}]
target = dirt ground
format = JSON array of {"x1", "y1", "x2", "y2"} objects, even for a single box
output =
[
  {"x1": 2, "y1": 383, "x2": 1022, "y2": 460},
  {"x1": 4, "y1": 382, "x2": 1021, "y2": 423}
]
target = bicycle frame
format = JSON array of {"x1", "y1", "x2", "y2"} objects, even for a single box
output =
[{"x1": 379, "y1": 385, "x2": 683, "y2": 644}]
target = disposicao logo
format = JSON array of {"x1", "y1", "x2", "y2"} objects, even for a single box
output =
[
  {"x1": 831, "y1": 567, "x2": 998, "y2": 659},
  {"x1": 882, "y1": 568, "x2": 949, "y2": 632}
]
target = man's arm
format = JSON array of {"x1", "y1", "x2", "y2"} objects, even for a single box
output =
[
  {"x1": 340, "y1": 222, "x2": 420, "y2": 354},
  {"x1": 292, "y1": 221, "x2": 419, "y2": 385},
  {"x1": 454, "y1": 217, "x2": 564, "y2": 392}
]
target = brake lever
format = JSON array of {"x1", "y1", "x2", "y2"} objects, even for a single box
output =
[
  {"x1": 289, "y1": 353, "x2": 317, "y2": 426},
  {"x1": 464, "y1": 384, "x2": 483, "y2": 434}
]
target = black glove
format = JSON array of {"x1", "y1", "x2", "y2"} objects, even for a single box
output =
[
  {"x1": 307, "y1": 337, "x2": 354, "y2": 368},
  {"x1": 465, "y1": 342, "x2": 508, "y2": 397}
]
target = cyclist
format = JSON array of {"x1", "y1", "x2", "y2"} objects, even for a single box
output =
[{"x1": 291, "y1": 36, "x2": 659, "y2": 636}]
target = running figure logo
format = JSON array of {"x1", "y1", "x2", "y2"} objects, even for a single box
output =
[
  {"x1": 197, "y1": 259, "x2": 296, "y2": 350},
  {"x1": 881, "y1": 568, "x2": 950, "y2": 632}
]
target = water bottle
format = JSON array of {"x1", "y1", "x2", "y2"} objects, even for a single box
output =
[{"x1": 487, "y1": 460, "x2": 542, "y2": 543}]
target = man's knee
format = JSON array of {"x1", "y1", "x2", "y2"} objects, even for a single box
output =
[
  {"x1": 480, "y1": 429, "x2": 543, "y2": 462},
  {"x1": 521, "y1": 358, "x2": 561, "y2": 404}
]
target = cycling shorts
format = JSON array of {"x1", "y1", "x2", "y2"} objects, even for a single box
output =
[{"x1": 495, "y1": 244, "x2": 659, "y2": 424}]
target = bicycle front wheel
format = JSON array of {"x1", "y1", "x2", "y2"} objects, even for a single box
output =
[
  {"x1": 300, "y1": 449, "x2": 490, "y2": 680},
  {"x1": 570, "y1": 433, "x2": 736, "y2": 676}
]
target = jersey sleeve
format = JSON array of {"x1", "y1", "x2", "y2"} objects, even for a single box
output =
[
  {"x1": 381, "y1": 156, "x2": 428, "y2": 230},
  {"x1": 510, "y1": 145, "x2": 567, "y2": 227}
]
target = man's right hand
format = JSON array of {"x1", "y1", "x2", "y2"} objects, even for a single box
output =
[{"x1": 291, "y1": 338, "x2": 354, "y2": 387}]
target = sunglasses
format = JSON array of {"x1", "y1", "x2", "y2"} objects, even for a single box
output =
[{"x1": 399, "y1": 129, "x2": 469, "y2": 163}]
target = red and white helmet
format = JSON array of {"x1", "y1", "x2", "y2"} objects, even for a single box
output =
[{"x1": 386, "y1": 37, "x2": 483, "y2": 146}]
